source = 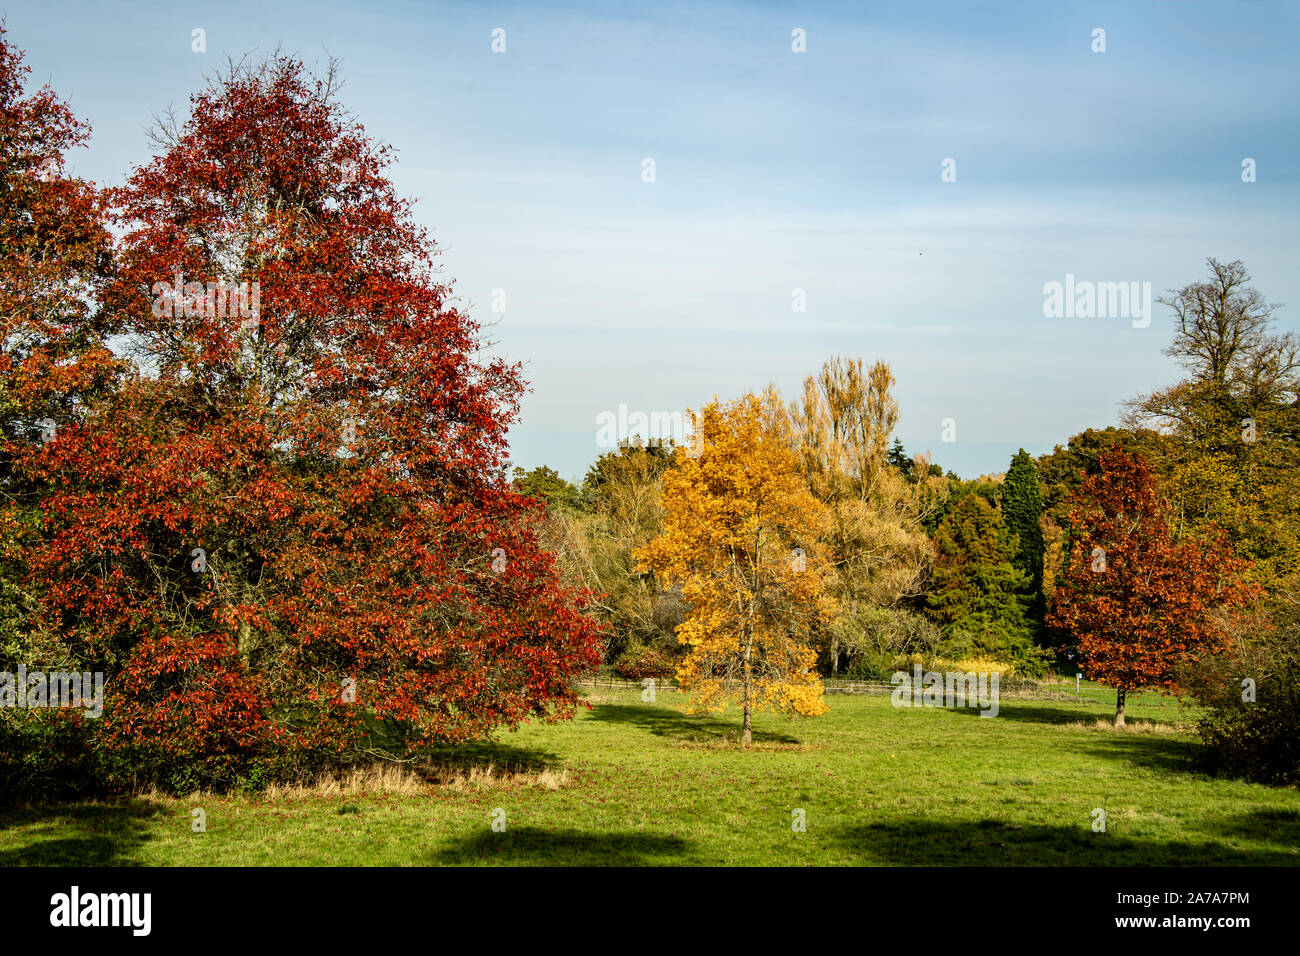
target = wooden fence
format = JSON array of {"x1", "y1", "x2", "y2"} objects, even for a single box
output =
[{"x1": 574, "y1": 674, "x2": 1184, "y2": 708}]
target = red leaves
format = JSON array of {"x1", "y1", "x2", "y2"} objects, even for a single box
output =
[
  {"x1": 102, "y1": 633, "x2": 278, "y2": 758},
  {"x1": 1047, "y1": 446, "x2": 1262, "y2": 694},
  {"x1": 3, "y1": 44, "x2": 603, "y2": 776},
  {"x1": 0, "y1": 27, "x2": 117, "y2": 417}
]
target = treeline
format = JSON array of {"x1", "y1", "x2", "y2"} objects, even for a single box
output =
[
  {"x1": 519, "y1": 379, "x2": 1053, "y2": 680},
  {"x1": 519, "y1": 258, "x2": 1300, "y2": 783}
]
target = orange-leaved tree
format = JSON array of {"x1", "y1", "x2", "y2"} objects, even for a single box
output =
[
  {"x1": 637, "y1": 390, "x2": 835, "y2": 746},
  {"x1": 1047, "y1": 446, "x2": 1260, "y2": 726}
]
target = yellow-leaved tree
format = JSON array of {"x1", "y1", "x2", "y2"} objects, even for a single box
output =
[
  {"x1": 787, "y1": 356, "x2": 945, "y2": 673},
  {"x1": 637, "y1": 389, "x2": 835, "y2": 746}
]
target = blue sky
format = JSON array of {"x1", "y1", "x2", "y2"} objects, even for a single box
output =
[{"x1": 6, "y1": 0, "x2": 1299, "y2": 479}]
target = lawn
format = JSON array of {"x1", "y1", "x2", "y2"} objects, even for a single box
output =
[{"x1": 3, "y1": 688, "x2": 1299, "y2": 866}]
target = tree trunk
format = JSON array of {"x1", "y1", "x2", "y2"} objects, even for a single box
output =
[
  {"x1": 741, "y1": 661, "x2": 753, "y2": 747},
  {"x1": 1115, "y1": 687, "x2": 1126, "y2": 728},
  {"x1": 238, "y1": 618, "x2": 252, "y2": 665}
]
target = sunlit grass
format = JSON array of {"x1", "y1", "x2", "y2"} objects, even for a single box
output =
[{"x1": 3, "y1": 689, "x2": 1298, "y2": 866}]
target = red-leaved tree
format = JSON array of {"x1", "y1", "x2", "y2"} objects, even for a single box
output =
[
  {"x1": 19, "y1": 54, "x2": 603, "y2": 785},
  {"x1": 1047, "y1": 446, "x2": 1260, "y2": 726},
  {"x1": 0, "y1": 26, "x2": 121, "y2": 797},
  {"x1": 0, "y1": 26, "x2": 116, "y2": 418}
]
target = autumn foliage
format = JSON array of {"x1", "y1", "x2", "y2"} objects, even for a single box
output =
[
  {"x1": 1047, "y1": 446, "x2": 1260, "y2": 725},
  {"x1": 1, "y1": 25, "x2": 1291, "y2": 799},
  {"x1": 1, "y1": 42, "x2": 601, "y2": 792},
  {"x1": 637, "y1": 391, "x2": 834, "y2": 746}
]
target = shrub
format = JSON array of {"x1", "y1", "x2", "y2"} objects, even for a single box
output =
[
  {"x1": 884, "y1": 652, "x2": 1026, "y2": 681},
  {"x1": 613, "y1": 643, "x2": 678, "y2": 679},
  {"x1": 0, "y1": 710, "x2": 99, "y2": 802},
  {"x1": 1189, "y1": 615, "x2": 1300, "y2": 786},
  {"x1": 928, "y1": 628, "x2": 1050, "y2": 678},
  {"x1": 830, "y1": 606, "x2": 941, "y2": 677}
]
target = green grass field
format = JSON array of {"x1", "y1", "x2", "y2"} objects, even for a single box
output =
[{"x1": 4, "y1": 688, "x2": 1299, "y2": 866}]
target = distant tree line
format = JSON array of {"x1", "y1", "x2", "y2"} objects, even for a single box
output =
[{"x1": 517, "y1": 258, "x2": 1300, "y2": 781}]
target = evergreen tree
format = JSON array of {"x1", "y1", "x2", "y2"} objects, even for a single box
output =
[
  {"x1": 925, "y1": 495, "x2": 1042, "y2": 672},
  {"x1": 512, "y1": 465, "x2": 584, "y2": 514},
  {"x1": 886, "y1": 438, "x2": 915, "y2": 481},
  {"x1": 1003, "y1": 449, "x2": 1046, "y2": 611}
]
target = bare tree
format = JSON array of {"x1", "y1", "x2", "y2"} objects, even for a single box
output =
[{"x1": 1129, "y1": 258, "x2": 1296, "y2": 429}]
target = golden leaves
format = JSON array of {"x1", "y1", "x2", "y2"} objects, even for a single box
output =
[{"x1": 638, "y1": 390, "x2": 833, "y2": 724}]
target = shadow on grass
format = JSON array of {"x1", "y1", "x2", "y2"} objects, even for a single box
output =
[
  {"x1": 585, "y1": 703, "x2": 800, "y2": 745},
  {"x1": 943, "y1": 701, "x2": 1207, "y2": 778},
  {"x1": 0, "y1": 798, "x2": 167, "y2": 867},
  {"x1": 950, "y1": 701, "x2": 1180, "y2": 728},
  {"x1": 419, "y1": 741, "x2": 564, "y2": 775},
  {"x1": 1208, "y1": 808, "x2": 1300, "y2": 849},
  {"x1": 830, "y1": 818, "x2": 1300, "y2": 866},
  {"x1": 428, "y1": 826, "x2": 694, "y2": 866},
  {"x1": 1071, "y1": 734, "x2": 1207, "y2": 778}
]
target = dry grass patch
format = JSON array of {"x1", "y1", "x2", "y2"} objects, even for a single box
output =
[
  {"x1": 260, "y1": 762, "x2": 428, "y2": 800},
  {"x1": 420, "y1": 762, "x2": 570, "y2": 792},
  {"x1": 195, "y1": 761, "x2": 572, "y2": 802},
  {"x1": 1064, "y1": 717, "x2": 1187, "y2": 734}
]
